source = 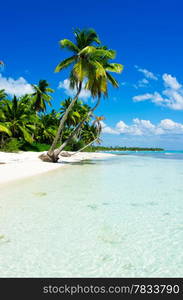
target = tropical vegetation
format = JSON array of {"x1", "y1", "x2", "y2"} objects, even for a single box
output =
[
  {"x1": 88, "y1": 146, "x2": 164, "y2": 151},
  {"x1": 0, "y1": 28, "x2": 123, "y2": 159}
]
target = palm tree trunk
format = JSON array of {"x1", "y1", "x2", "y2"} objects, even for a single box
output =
[
  {"x1": 48, "y1": 81, "x2": 82, "y2": 155},
  {"x1": 60, "y1": 130, "x2": 63, "y2": 144},
  {"x1": 53, "y1": 97, "x2": 101, "y2": 158},
  {"x1": 39, "y1": 82, "x2": 82, "y2": 162}
]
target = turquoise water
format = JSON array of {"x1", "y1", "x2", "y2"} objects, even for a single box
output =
[
  {"x1": 104, "y1": 150, "x2": 183, "y2": 160},
  {"x1": 0, "y1": 152, "x2": 183, "y2": 277}
]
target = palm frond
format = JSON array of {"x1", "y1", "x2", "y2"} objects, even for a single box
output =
[
  {"x1": 90, "y1": 61, "x2": 106, "y2": 79},
  {"x1": 60, "y1": 39, "x2": 80, "y2": 53},
  {"x1": 78, "y1": 46, "x2": 96, "y2": 56},
  {"x1": 73, "y1": 61, "x2": 86, "y2": 81},
  {"x1": 0, "y1": 124, "x2": 12, "y2": 136},
  {"x1": 106, "y1": 72, "x2": 119, "y2": 87},
  {"x1": 105, "y1": 63, "x2": 123, "y2": 73},
  {"x1": 93, "y1": 48, "x2": 116, "y2": 60},
  {"x1": 55, "y1": 55, "x2": 77, "y2": 72},
  {"x1": 46, "y1": 87, "x2": 54, "y2": 93},
  {"x1": 19, "y1": 126, "x2": 33, "y2": 143}
]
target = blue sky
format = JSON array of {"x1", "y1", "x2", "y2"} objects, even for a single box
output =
[{"x1": 1, "y1": 0, "x2": 183, "y2": 149}]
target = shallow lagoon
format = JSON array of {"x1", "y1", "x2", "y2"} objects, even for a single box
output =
[{"x1": 0, "y1": 153, "x2": 183, "y2": 277}]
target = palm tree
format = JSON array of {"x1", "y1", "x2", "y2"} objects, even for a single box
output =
[
  {"x1": 31, "y1": 80, "x2": 54, "y2": 113},
  {"x1": 45, "y1": 29, "x2": 101, "y2": 159},
  {"x1": 42, "y1": 29, "x2": 119, "y2": 162},
  {"x1": 53, "y1": 53, "x2": 123, "y2": 156},
  {"x1": 92, "y1": 115, "x2": 105, "y2": 136},
  {"x1": 1, "y1": 96, "x2": 37, "y2": 143},
  {"x1": 40, "y1": 29, "x2": 122, "y2": 162},
  {"x1": 36, "y1": 110, "x2": 59, "y2": 144}
]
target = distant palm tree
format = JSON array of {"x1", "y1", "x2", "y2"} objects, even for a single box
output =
[
  {"x1": 60, "y1": 98, "x2": 90, "y2": 128},
  {"x1": 60, "y1": 98, "x2": 92, "y2": 144},
  {"x1": 31, "y1": 80, "x2": 54, "y2": 113},
  {"x1": 71, "y1": 116, "x2": 105, "y2": 155},
  {"x1": 92, "y1": 115, "x2": 105, "y2": 135},
  {"x1": 36, "y1": 110, "x2": 59, "y2": 144},
  {"x1": 60, "y1": 98, "x2": 82, "y2": 128}
]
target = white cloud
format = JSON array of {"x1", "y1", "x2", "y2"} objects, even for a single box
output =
[
  {"x1": 133, "y1": 92, "x2": 164, "y2": 105},
  {"x1": 134, "y1": 78, "x2": 149, "y2": 89},
  {"x1": 133, "y1": 118, "x2": 155, "y2": 130},
  {"x1": 159, "y1": 119, "x2": 183, "y2": 133},
  {"x1": 135, "y1": 65, "x2": 158, "y2": 80},
  {"x1": 138, "y1": 78, "x2": 149, "y2": 87},
  {"x1": 163, "y1": 89, "x2": 183, "y2": 110},
  {"x1": 102, "y1": 118, "x2": 183, "y2": 136},
  {"x1": 101, "y1": 121, "x2": 119, "y2": 135},
  {"x1": 133, "y1": 73, "x2": 183, "y2": 110},
  {"x1": 150, "y1": 92, "x2": 165, "y2": 104},
  {"x1": 58, "y1": 79, "x2": 91, "y2": 99},
  {"x1": 133, "y1": 93, "x2": 154, "y2": 102},
  {"x1": 116, "y1": 120, "x2": 129, "y2": 133},
  {"x1": 116, "y1": 118, "x2": 156, "y2": 136},
  {"x1": 0, "y1": 74, "x2": 33, "y2": 96},
  {"x1": 162, "y1": 73, "x2": 181, "y2": 90}
]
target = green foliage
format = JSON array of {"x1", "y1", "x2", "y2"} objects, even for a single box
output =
[
  {"x1": 62, "y1": 138, "x2": 86, "y2": 152},
  {"x1": 55, "y1": 28, "x2": 123, "y2": 98},
  {"x1": 35, "y1": 110, "x2": 60, "y2": 144},
  {"x1": 0, "y1": 28, "x2": 124, "y2": 155},
  {"x1": 31, "y1": 80, "x2": 54, "y2": 112},
  {"x1": 71, "y1": 140, "x2": 86, "y2": 151},
  {"x1": 1, "y1": 138, "x2": 23, "y2": 152},
  {"x1": 21, "y1": 142, "x2": 51, "y2": 152},
  {"x1": 60, "y1": 98, "x2": 90, "y2": 128},
  {"x1": 0, "y1": 95, "x2": 37, "y2": 143}
]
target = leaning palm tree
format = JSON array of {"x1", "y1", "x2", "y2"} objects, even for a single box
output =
[
  {"x1": 43, "y1": 29, "x2": 101, "y2": 160},
  {"x1": 40, "y1": 29, "x2": 122, "y2": 162},
  {"x1": 31, "y1": 80, "x2": 54, "y2": 113},
  {"x1": 41, "y1": 29, "x2": 117, "y2": 162},
  {"x1": 53, "y1": 55, "x2": 123, "y2": 157}
]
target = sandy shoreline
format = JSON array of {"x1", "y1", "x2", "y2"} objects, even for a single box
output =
[{"x1": 0, "y1": 151, "x2": 115, "y2": 185}]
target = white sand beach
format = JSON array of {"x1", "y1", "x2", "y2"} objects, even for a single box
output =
[{"x1": 0, "y1": 151, "x2": 115, "y2": 185}]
